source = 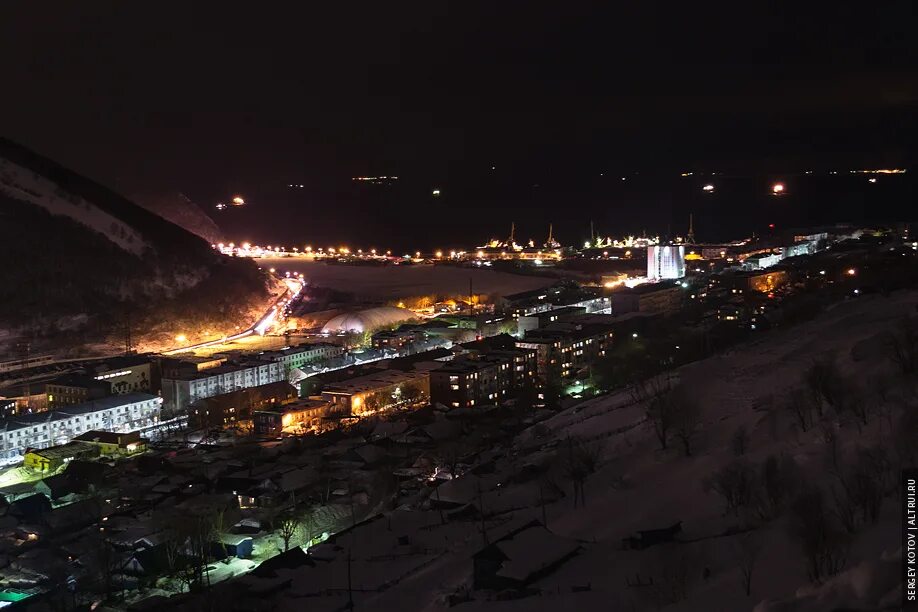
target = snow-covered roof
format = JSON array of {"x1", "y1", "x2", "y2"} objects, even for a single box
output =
[{"x1": 494, "y1": 526, "x2": 579, "y2": 582}]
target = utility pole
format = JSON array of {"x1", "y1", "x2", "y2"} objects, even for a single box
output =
[
  {"x1": 346, "y1": 547, "x2": 354, "y2": 610},
  {"x1": 124, "y1": 308, "x2": 133, "y2": 355},
  {"x1": 539, "y1": 482, "x2": 547, "y2": 527},
  {"x1": 468, "y1": 277, "x2": 473, "y2": 317},
  {"x1": 17, "y1": 342, "x2": 30, "y2": 414},
  {"x1": 477, "y1": 480, "x2": 488, "y2": 546}
]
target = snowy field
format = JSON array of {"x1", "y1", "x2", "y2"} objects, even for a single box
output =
[{"x1": 257, "y1": 259, "x2": 555, "y2": 300}]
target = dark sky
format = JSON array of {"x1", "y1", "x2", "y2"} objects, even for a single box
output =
[{"x1": 2, "y1": 2, "x2": 917, "y2": 249}]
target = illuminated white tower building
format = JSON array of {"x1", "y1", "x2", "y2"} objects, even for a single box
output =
[{"x1": 647, "y1": 245, "x2": 686, "y2": 280}]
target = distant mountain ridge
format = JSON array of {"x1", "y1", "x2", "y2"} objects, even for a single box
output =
[{"x1": 132, "y1": 191, "x2": 226, "y2": 246}]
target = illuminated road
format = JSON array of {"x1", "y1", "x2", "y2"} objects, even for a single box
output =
[{"x1": 163, "y1": 278, "x2": 303, "y2": 356}]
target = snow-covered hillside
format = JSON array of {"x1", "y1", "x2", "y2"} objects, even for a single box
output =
[
  {"x1": 0, "y1": 157, "x2": 148, "y2": 255},
  {"x1": 133, "y1": 192, "x2": 225, "y2": 245}
]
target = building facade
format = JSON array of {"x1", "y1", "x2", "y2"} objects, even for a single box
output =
[
  {"x1": 89, "y1": 356, "x2": 153, "y2": 395},
  {"x1": 611, "y1": 284, "x2": 683, "y2": 316},
  {"x1": 259, "y1": 343, "x2": 345, "y2": 371},
  {"x1": 0, "y1": 393, "x2": 161, "y2": 462},
  {"x1": 253, "y1": 399, "x2": 345, "y2": 436},
  {"x1": 188, "y1": 380, "x2": 296, "y2": 429},
  {"x1": 320, "y1": 370, "x2": 430, "y2": 416},
  {"x1": 647, "y1": 245, "x2": 686, "y2": 280},
  {"x1": 162, "y1": 360, "x2": 287, "y2": 413},
  {"x1": 430, "y1": 348, "x2": 537, "y2": 409},
  {"x1": 47, "y1": 374, "x2": 111, "y2": 409},
  {"x1": 516, "y1": 322, "x2": 615, "y2": 381}
]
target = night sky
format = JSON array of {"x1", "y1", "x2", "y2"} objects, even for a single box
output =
[{"x1": 2, "y1": 3, "x2": 917, "y2": 250}]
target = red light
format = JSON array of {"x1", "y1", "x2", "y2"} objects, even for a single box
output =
[{"x1": 768, "y1": 223, "x2": 775, "y2": 229}]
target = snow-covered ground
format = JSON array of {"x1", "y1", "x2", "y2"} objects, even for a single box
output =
[
  {"x1": 0, "y1": 157, "x2": 148, "y2": 254},
  {"x1": 257, "y1": 259, "x2": 555, "y2": 300},
  {"x1": 162, "y1": 291, "x2": 916, "y2": 612}
]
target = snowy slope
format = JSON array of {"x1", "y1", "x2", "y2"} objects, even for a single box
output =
[{"x1": 0, "y1": 156, "x2": 148, "y2": 254}]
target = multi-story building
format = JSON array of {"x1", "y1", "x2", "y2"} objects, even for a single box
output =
[
  {"x1": 782, "y1": 240, "x2": 818, "y2": 258},
  {"x1": 0, "y1": 392, "x2": 161, "y2": 462},
  {"x1": 320, "y1": 370, "x2": 430, "y2": 416},
  {"x1": 0, "y1": 382, "x2": 49, "y2": 414},
  {"x1": 430, "y1": 348, "x2": 537, "y2": 409},
  {"x1": 88, "y1": 356, "x2": 154, "y2": 395},
  {"x1": 647, "y1": 245, "x2": 686, "y2": 280},
  {"x1": 188, "y1": 380, "x2": 296, "y2": 429},
  {"x1": 371, "y1": 329, "x2": 425, "y2": 351},
  {"x1": 517, "y1": 306, "x2": 586, "y2": 336},
  {"x1": 258, "y1": 343, "x2": 345, "y2": 371},
  {"x1": 611, "y1": 283, "x2": 684, "y2": 316},
  {"x1": 516, "y1": 320, "x2": 615, "y2": 381},
  {"x1": 46, "y1": 374, "x2": 111, "y2": 409},
  {"x1": 741, "y1": 253, "x2": 783, "y2": 271},
  {"x1": 253, "y1": 398, "x2": 346, "y2": 436},
  {"x1": 162, "y1": 360, "x2": 287, "y2": 413}
]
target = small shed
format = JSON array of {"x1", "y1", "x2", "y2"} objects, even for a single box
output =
[
  {"x1": 8, "y1": 494, "x2": 51, "y2": 521},
  {"x1": 211, "y1": 535, "x2": 254, "y2": 560},
  {"x1": 473, "y1": 520, "x2": 579, "y2": 590}
]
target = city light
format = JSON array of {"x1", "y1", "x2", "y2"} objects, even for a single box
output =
[
  {"x1": 432, "y1": 189, "x2": 441, "y2": 197},
  {"x1": 772, "y1": 183, "x2": 785, "y2": 195},
  {"x1": 847, "y1": 268, "x2": 856, "y2": 276},
  {"x1": 175, "y1": 334, "x2": 187, "y2": 343},
  {"x1": 702, "y1": 184, "x2": 715, "y2": 192},
  {"x1": 232, "y1": 196, "x2": 245, "y2": 206}
]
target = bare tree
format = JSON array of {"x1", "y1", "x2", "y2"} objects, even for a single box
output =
[
  {"x1": 634, "y1": 376, "x2": 675, "y2": 450},
  {"x1": 301, "y1": 511, "x2": 316, "y2": 549},
  {"x1": 733, "y1": 532, "x2": 761, "y2": 596},
  {"x1": 86, "y1": 531, "x2": 121, "y2": 600},
  {"x1": 732, "y1": 425, "x2": 749, "y2": 456},
  {"x1": 830, "y1": 448, "x2": 886, "y2": 533},
  {"x1": 153, "y1": 510, "x2": 187, "y2": 589},
  {"x1": 704, "y1": 460, "x2": 755, "y2": 516},
  {"x1": 886, "y1": 316, "x2": 918, "y2": 376},
  {"x1": 790, "y1": 487, "x2": 849, "y2": 583},
  {"x1": 805, "y1": 356, "x2": 846, "y2": 414},
  {"x1": 671, "y1": 390, "x2": 702, "y2": 457},
  {"x1": 753, "y1": 454, "x2": 800, "y2": 521},
  {"x1": 562, "y1": 436, "x2": 604, "y2": 508},
  {"x1": 835, "y1": 382, "x2": 869, "y2": 430},
  {"x1": 786, "y1": 388, "x2": 817, "y2": 432},
  {"x1": 819, "y1": 421, "x2": 840, "y2": 469},
  {"x1": 278, "y1": 512, "x2": 301, "y2": 552}
]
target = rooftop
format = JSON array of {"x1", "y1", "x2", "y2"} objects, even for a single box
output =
[
  {"x1": 47, "y1": 373, "x2": 109, "y2": 388},
  {"x1": 73, "y1": 430, "x2": 141, "y2": 445},
  {"x1": 254, "y1": 398, "x2": 330, "y2": 415},
  {"x1": 26, "y1": 441, "x2": 96, "y2": 461},
  {"x1": 322, "y1": 370, "x2": 427, "y2": 395},
  {"x1": 615, "y1": 281, "x2": 684, "y2": 295},
  {"x1": 520, "y1": 306, "x2": 586, "y2": 319},
  {"x1": 88, "y1": 354, "x2": 152, "y2": 372},
  {"x1": 163, "y1": 359, "x2": 280, "y2": 381}
]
